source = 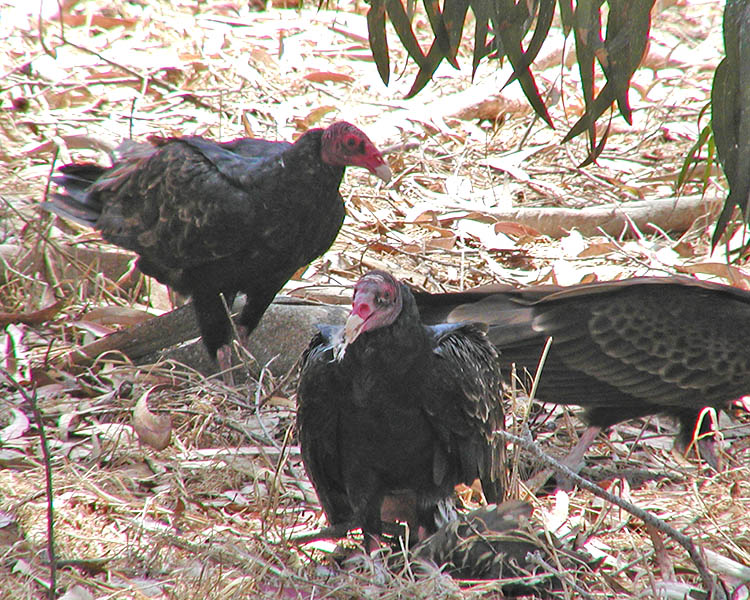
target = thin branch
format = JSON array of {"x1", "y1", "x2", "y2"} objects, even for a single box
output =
[
  {"x1": 526, "y1": 551, "x2": 597, "y2": 600},
  {"x1": 291, "y1": 520, "x2": 404, "y2": 544},
  {"x1": 2, "y1": 370, "x2": 57, "y2": 599},
  {"x1": 497, "y1": 429, "x2": 726, "y2": 600}
]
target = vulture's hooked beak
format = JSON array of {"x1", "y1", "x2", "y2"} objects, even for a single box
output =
[
  {"x1": 333, "y1": 312, "x2": 367, "y2": 361},
  {"x1": 373, "y1": 163, "x2": 392, "y2": 183},
  {"x1": 344, "y1": 312, "x2": 367, "y2": 345}
]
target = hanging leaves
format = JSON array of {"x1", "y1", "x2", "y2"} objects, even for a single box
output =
[
  {"x1": 711, "y1": 0, "x2": 750, "y2": 250},
  {"x1": 364, "y1": 0, "x2": 656, "y2": 161},
  {"x1": 496, "y1": 0, "x2": 556, "y2": 128},
  {"x1": 563, "y1": 0, "x2": 655, "y2": 165},
  {"x1": 367, "y1": 0, "x2": 390, "y2": 84}
]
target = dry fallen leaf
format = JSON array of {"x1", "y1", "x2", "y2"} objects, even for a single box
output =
[
  {"x1": 84, "y1": 305, "x2": 154, "y2": 327},
  {"x1": 132, "y1": 389, "x2": 172, "y2": 451},
  {"x1": 677, "y1": 262, "x2": 750, "y2": 290},
  {"x1": 0, "y1": 301, "x2": 65, "y2": 326},
  {"x1": 0, "y1": 409, "x2": 30, "y2": 443},
  {"x1": 303, "y1": 71, "x2": 354, "y2": 84},
  {"x1": 58, "y1": 585, "x2": 95, "y2": 600}
]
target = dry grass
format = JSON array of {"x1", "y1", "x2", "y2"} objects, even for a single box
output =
[{"x1": 1, "y1": 0, "x2": 749, "y2": 598}]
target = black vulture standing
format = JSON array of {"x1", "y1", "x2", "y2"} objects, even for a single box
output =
[
  {"x1": 297, "y1": 270, "x2": 504, "y2": 548},
  {"x1": 44, "y1": 122, "x2": 391, "y2": 372}
]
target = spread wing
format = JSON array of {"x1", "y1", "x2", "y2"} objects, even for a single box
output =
[
  {"x1": 479, "y1": 284, "x2": 750, "y2": 407},
  {"x1": 418, "y1": 279, "x2": 750, "y2": 436}
]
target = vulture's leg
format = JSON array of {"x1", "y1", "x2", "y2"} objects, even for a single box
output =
[
  {"x1": 238, "y1": 289, "x2": 279, "y2": 340},
  {"x1": 677, "y1": 408, "x2": 723, "y2": 471},
  {"x1": 215, "y1": 346, "x2": 234, "y2": 384},
  {"x1": 346, "y1": 478, "x2": 388, "y2": 554},
  {"x1": 192, "y1": 291, "x2": 235, "y2": 383},
  {"x1": 381, "y1": 491, "x2": 427, "y2": 545},
  {"x1": 525, "y1": 425, "x2": 602, "y2": 492}
]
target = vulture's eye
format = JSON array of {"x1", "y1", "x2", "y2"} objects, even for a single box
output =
[{"x1": 346, "y1": 137, "x2": 357, "y2": 147}]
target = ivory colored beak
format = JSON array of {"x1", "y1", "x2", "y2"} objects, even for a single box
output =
[
  {"x1": 344, "y1": 312, "x2": 367, "y2": 345},
  {"x1": 374, "y1": 163, "x2": 392, "y2": 183}
]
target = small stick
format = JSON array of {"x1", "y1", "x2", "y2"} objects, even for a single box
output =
[
  {"x1": 526, "y1": 551, "x2": 597, "y2": 600},
  {"x1": 497, "y1": 429, "x2": 726, "y2": 600},
  {"x1": 2, "y1": 371, "x2": 57, "y2": 599}
]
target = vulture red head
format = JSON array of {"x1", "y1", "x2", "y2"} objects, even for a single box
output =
[
  {"x1": 321, "y1": 122, "x2": 392, "y2": 182},
  {"x1": 335, "y1": 271, "x2": 403, "y2": 356}
]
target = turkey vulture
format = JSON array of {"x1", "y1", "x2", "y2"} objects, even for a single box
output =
[
  {"x1": 297, "y1": 270, "x2": 504, "y2": 548},
  {"x1": 412, "y1": 501, "x2": 597, "y2": 591},
  {"x1": 44, "y1": 122, "x2": 391, "y2": 372},
  {"x1": 416, "y1": 277, "x2": 750, "y2": 470}
]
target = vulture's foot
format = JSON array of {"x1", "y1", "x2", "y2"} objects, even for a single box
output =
[
  {"x1": 216, "y1": 344, "x2": 235, "y2": 385},
  {"x1": 525, "y1": 425, "x2": 603, "y2": 492}
]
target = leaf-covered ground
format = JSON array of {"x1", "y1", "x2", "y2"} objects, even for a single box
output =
[{"x1": 2, "y1": 0, "x2": 750, "y2": 598}]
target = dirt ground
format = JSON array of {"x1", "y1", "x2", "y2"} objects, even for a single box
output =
[{"x1": 1, "y1": 0, "x2": 750, "y2": 598}]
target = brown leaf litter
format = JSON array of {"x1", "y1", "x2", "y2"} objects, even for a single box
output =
[{"x1": 1, "y1": 0, "x2": 749, "y2": 598}]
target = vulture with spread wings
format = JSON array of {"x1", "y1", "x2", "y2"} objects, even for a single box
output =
[{"x1": 416, "y1": 276, "x2": 750, "y2": 470}]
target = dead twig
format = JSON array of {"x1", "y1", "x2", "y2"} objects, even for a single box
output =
[
  {"x1": 497, "y1": 429, "x2": 726, "y2": 600},
  {"x1": 59, "y1": 40, "x2": 222, "y2": 114},
  {"x1": 2, "y1": 370, "x2": 57, "y2": 599},
  {"x1": 291, "y1": 520, "x2": 405, "y2": 544}
]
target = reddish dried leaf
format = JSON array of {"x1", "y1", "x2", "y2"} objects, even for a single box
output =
[
  {"x1": 296, "y1": 105, "x2": 337, "y2": 130},
  {"x1": 493, "y1": 221, "x2": 543, "y2": 238},
  {"x1": 426, "y1": 232, "x2": 456, "y2": 250},
  {"x1": 368, "y1": 241, "x2": 400, "y2": 253},
  {"x1": 303, "y1": 71, "x2": 354, "y2": 84},
  {"x1": 677, "y1": 263, "x2": 750, "y2": 290},
  {"x1": 408, "y1": 209, "x2": 439, "y2": 223},
  {"x1": 577, "y1": 241, "x2": 618, "y2": 258},
  {"x1": 60, "y1": 15, "x2": 138, "y2": 29},
  {"x1": 0, "y1": 301, "x2": 64, "y2": 326},
  {"x1": 133, "y1": 390, "x2": 172, "y2": 451}
]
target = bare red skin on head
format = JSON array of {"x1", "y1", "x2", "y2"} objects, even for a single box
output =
[
  {"x1": 349, "y1": 271, "x2": 402, "y2": 337},
  {"x1": 320, "y1": 122, "x2": 392, "y2": 181}
]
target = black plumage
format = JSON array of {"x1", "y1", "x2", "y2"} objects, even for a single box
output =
[
  {"x1": 297, "y1": 271, "x2": 504, "y2": 545},
  {"x1": 416, "y1": 276, "x2": 750, "y2": 468},
  {"x1": 44, "y1": 122, "x2": 391, "y2": 368}
]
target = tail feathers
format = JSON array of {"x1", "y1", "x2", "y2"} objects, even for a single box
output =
[
  {"x1": 55, "y1": 163, "x2": 108, "y2": 189},
  {"x1": 43, "y1": 194, "x2": 100, "y2": 227},
  {"x1": 44, "y1": 163, "x2": 108, "y2": 227}
]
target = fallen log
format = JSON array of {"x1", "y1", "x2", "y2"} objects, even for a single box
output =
[
  {"x1": 492, "y1": 194, "x2": 722, "y2": 238},
  {"x1": 57, "y1": 297, "x2": 347, "y2": 379}
]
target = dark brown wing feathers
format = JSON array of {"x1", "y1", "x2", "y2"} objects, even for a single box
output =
[{"x1": 416, "y1": 277, "x2": 750, "y2": 448}]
